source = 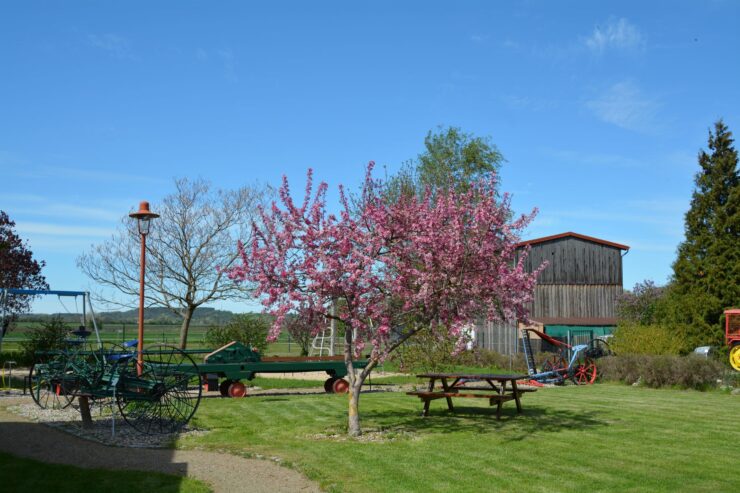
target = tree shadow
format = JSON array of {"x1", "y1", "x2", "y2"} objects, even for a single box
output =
[
  {"x1": 0, "y1": 416, "x2": 191, "y2": 490},
  {"x1": 366, "y1": 403, "x2": 608, "y2": 442}
]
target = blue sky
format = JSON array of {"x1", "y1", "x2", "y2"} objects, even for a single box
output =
[{"x1": 2, "y1": 1, "x2": 738, "y2": 313}]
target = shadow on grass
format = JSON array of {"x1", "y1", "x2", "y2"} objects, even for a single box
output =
[
  {"x1": 366, "y1": 404, "x2": 607, "y2": 441},
  {"x1": 0, "y1": 417, "x2": 194, "y2": 492}
]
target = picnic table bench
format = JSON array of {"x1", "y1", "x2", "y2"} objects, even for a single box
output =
[{"x1": 407, "y1": 373, "x2": 535, "y2": 419}]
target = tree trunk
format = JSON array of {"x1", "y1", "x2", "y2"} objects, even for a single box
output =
[
  {"x1": 348, "y1": 380, "x2": 362, "y2": 436},
  {"x1": 178, "y1": 306, "x2": 195, "y2": 349}
]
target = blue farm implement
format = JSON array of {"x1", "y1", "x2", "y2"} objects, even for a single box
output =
[{"x1": 520, "y1": 328, "x2": 608, "y2": 385}]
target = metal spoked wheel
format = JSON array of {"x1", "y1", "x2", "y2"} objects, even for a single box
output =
[
  {"x1": 78, "y1": 342, "x2": 133, "y2": 414},
  {"x1": 116, "y1": 344, "x2": 202, "y2": 434},
  {"x1": 571, "y1": 357, "x2": 598, "y2": 385},
  {"x1": 730, "y1": 343, "x2": 740, "y2": 372},
  {"x1": 28, "y1": 360, "x2": 74, "y2": 410},
  {"x1": 585, "y1": 338, "x2": 613, "y2": 359}
]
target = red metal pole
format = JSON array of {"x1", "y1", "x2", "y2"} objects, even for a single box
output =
[{"x1": 137, "y1": 232, "x2": 146, "y2": 376}]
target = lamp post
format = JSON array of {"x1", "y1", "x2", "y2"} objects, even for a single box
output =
[{"x1": 129, "y1": 201, "x2": 159, "y2": 375}]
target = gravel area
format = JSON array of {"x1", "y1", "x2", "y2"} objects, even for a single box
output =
[{"x1": 0, "y1": 396, "x2": 321, "y2": 493}]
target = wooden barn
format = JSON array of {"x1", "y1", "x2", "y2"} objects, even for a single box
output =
[
  {"x1": 517, "y1": 232, "x2": 629, "y2": 342},
  {"x1": 476, "y1": 232, "x2": 629, "y2": 352}
]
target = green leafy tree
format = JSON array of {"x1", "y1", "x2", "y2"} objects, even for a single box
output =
[
  {"x1": 386, "y1": 126, "x2": 504, "y2": 201},
  {"x1": 616, "y1": 280, "x2": 666, "y2": 325},
  {"x1": 668, "y1": 120, "x2": 739, "y2": 347},
  {"x1": 204, "y1": 314, "x2": 270, "y2": 354},
  {"x1": 20, "y1": 316, "x2": 68, "y2": 361},
  {"x1": 0, "y1": 211, "x2": 48, "y2": 338}
]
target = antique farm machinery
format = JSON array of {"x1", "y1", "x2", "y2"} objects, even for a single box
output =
[
  {"x1": 193, "y1": 341, "x2": 368, "y2": 397},
  {"x1": 520, "y1": 328, "x2": 609, "y2": 385},
  {"x1": 30, "y1": 336, "x2": 202, "y2": 434},
  {"x1": 725, "y1": 309, "x2": 740, "y2": 371}
]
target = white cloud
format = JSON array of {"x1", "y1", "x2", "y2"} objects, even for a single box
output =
[
  {"x1": 585, "y1": 81, "x2": 659, "y2": 132},
  {"x1": 16, "y1": 222, "x2": 112, "y2": 237},
  {"x1": 546, "y1": 148, "x2": 644, "y2": 168},
  {"x1": 585, "y1": 18, "x2": 644, "y2": 54},
  {"x1": 11, "y1": 165, "x2": 167, "y2": 185},
  {"x1": 10, "y1": 203, "x2": 122, "y2": 222},
  {"x1": 88, "y1": 33, "x2": 135, "y2": 60}
]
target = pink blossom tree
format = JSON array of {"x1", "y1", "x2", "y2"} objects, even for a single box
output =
[{"x1": 226, "y1": 162, "x2": 544, "y2": 436}]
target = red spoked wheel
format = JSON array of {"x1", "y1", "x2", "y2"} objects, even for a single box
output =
[
  {"x1": 227, "y1": 381, "x2": 247, "y2": 398},
  {"x1": 571, "y1": 357, "x2": 597, "y2": 385},
  {"x1": 331, "y1": 378, "x2": 349, "y2": 394}
]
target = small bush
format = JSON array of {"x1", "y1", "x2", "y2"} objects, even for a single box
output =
[
  {"x1": 204, "y1": 314, "x2": 269, "y2": 354},
  {"x1": 0, "y1": 350, "x2": 34, "y2": 368},
  {"x1": 19, "y1": 316, "x2": 69, "y2": 362},
  {"x1": 610, "y1": 322, "x2": 688, "y2": 355},
  {"x1": 391, "y1": 330, "x2": 530, "y2": 373},
  {"x1": 597, "y1": 354, "x2": 723, "y2": 390}
]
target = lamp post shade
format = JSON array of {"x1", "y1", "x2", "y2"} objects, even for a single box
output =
[{"x1": 129, "y1": 201, "x2": 159, "y2": 235}]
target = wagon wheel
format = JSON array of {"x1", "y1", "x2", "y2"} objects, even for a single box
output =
[
  {"x1": 585, "y1": 338, "x2": 613, "y2": 359},
  {"x1": 116, "y1": 344, "x2": 202, "y2": 434},
  {"x1": 323, "y1": 377, "x2": 338, "y2": 393},
  {"x1": 78, "y1": 342, "x2": 133, "y2": 415},
  {"x1": 227, "y1": 381, "x2": 247, "y2": 398},
  {"x1": 571, "y1": 357, "x2": 597, "y2": 385},
  {"x1": 219, "y1": 379, "x2": 234, "y2": 397},
  {"x1": 331, "y1": 378, "x2": 349, "y2": 394},
  {"x1": 730, "y1": 343, "x2": 740, "y2": 372},
  {"x1": 28, "y1": 360, "x2": 74, "y2": 410}
]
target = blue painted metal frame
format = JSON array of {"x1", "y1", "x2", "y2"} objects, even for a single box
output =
[
  {"x1": 520, "y1": 328, "x2": 589, "y2": 384},
  {"x1": 2, "y1": 288, "x2": 87, "y2": 297}
]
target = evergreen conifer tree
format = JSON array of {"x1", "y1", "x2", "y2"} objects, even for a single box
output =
[{"x1": 669, "y1": 120, "x2": 739, "y2": 346}]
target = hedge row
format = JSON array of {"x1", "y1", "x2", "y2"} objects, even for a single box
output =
[{"x1": 597, "y1": 354, "x2": 724, "y2": 390}]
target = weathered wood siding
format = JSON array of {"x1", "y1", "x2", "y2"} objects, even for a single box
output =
[
  {"x1": 519, "y1": 237, "x2": 623, "y2": 285},
  {"x1": 527, "y1": 284, "x2": 623, "y2": 318}
]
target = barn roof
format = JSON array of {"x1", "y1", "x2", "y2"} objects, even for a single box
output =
[{"x1": 515, "y1": 231, "x2": 629, "y2": 251}]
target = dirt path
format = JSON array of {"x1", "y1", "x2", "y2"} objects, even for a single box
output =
[{"x1": 0, "y1": 398, "x2": 321, "y2": 493}]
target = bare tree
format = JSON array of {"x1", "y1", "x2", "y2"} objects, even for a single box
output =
[{"x1": 78, "y1": 178, "x2": 266, "y2": 348}]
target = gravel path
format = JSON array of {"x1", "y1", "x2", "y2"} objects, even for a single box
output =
[{"x1": 0, "y1": 397, "x2": 321, "y2": 493}]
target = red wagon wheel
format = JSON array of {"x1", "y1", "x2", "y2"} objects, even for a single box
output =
[
  {"x1": 571, "y1": 357, "x2": 597, "y2": 385},
  {"x1": 331, "y1": 378, "x2": 349, "y2": 394},
  {"x1": 228, "y1": 381, "x2": 247, "y2": 398}
]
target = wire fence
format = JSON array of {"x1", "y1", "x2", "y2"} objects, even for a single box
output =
[{"x1": 1, "y1": 322, "x2": 305, "y2": 356}]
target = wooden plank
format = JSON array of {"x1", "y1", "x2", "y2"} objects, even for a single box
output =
[{"x1": 406, "y1": 392, "x2": 516, "y2": 400}]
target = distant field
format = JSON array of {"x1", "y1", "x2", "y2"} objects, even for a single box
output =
[{"x1": 1, "y1": 322, "x2": 305, "y2": 356}]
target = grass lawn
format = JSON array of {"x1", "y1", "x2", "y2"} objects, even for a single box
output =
[
  {"x1": 183, "y1": 383, "x2": 739, "y2": 493},
  {"x1": 0, "y1": 451, "x2": 210, "y2": 493}
]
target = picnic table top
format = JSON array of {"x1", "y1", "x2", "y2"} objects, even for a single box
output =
[{"x1": 415, "y1": 373, "x2": 529, "y2": 381}]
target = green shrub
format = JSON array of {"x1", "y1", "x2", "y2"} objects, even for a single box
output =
[
  {"x1": 597, "y1": 354, "x2": 723, "y2": 390},
  {"x1": 391, "y1": 330, "x2": 531, "y2": 373},
  {"x1": 19, "y1": 316, "x2": 69, "y2": 362},
  {"x1": 204, "y1": 314, "x2": 269, "y2": 354},
  {"x1": 393, "y1": 331, "x2": 458, "y2": 373},
  {"x1": 610, "y1": 322, "x2": 688, "y2": 355},
  {"x1": 0, "y1": 350, "x2": 34, "y2": 368}
]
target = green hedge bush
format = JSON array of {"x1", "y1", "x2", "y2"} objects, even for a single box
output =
[
  {"x1": 609, "y1": 322, "x2": 689, "y2": 355},
  {"x1": 598, "y1": 354, "x2": 723, "y2": 390},
  {"x1": 204, "y1": 314, "x2": 269, "y2": 354}
]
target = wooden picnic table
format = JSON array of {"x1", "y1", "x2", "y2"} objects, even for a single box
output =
[{"x1": 407, "y1": 373, "x2": 534, "y2": 419}]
